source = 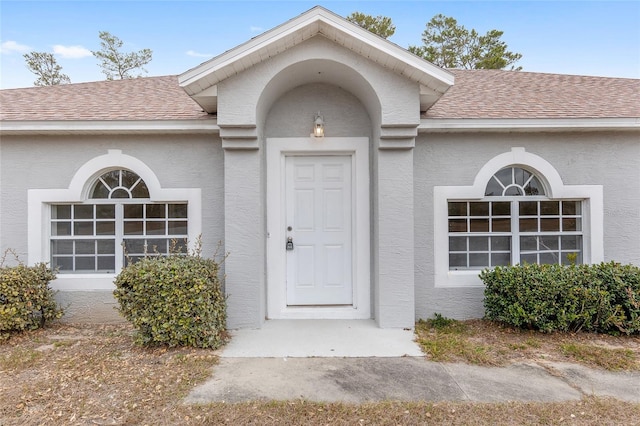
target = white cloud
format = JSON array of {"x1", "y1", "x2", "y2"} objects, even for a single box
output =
[
  {"x1": 0, "y1": 40, "x2": 31, "y2": 54},
  {"x1": 186, "y1": 50, "x2": 212, "y2": 58},
  {"x1": 250, "y1": 26, "x2": 264, "y2": 33},
  {"x1": 53, "y1": 45, "x2": 92, "y2": 58}
]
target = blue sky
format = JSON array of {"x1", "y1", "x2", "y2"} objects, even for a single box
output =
[{"x1": 1, "y1": 1, "x2": 639, "y2": 89}]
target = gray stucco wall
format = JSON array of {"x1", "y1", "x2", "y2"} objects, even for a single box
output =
[
  {"x1": 216, "y1": 34, "x2": 420, "y2": 328},
  {"x1": 1, "y1": 133, "x2": 224, "y2": 322},
  {"x1": 414, "y1": 131, "x2": 640, "y2": 320},
  {"x1": 265, "y1": 83, "x2": 371, "y2": 138}
]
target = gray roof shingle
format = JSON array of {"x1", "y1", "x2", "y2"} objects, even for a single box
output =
[
  {"x1": 426, "y1": 69, "x2": 640, "y2": 119},
  {"x1": 0, "y1": 75, "x2": 211, "y2": 121},
  {"x1": 1, "y1": 70, "x2": 638, "y2": 122}
]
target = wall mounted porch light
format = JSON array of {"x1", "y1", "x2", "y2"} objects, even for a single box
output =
[{"x1": 313, "y1": 112, "x2": 325, "y2": 138}]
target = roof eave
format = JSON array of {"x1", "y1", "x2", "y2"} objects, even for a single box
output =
[
  {"x1": 179, "y1": 6, "x2": 453, "y2": 113},
  {"x1": 419, "y1": 118, "x2": 640, "y2": 133},
  {"x1": 0, "y1": 119, "x2": 220, "y2": 136}
]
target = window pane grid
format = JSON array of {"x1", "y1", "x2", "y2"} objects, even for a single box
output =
[
  {"x1": 51, "y1": 202, "x2": 188, "y2": 273},
  {"x1": 449, "y1": 170, "x2": 584, "y2": 270},
  {"x1": 51, "y1": 238, "x2": 116, "y2": 273},
  {"x1": 516, "y1": 200, "x2": 583, "y2": 265},
  {"x1": 448, "y1": 201, "x2": 512, "y2": 270},
  {"x1": 519, "y1": 234, "x2": 583, "y2": 266},
  {"x1": 123, "y1": 204, "x2": 188, "y2": 236},
  {"x1": 449, "y1": 235, "x2": 511, "y2": 270},
  {"x1": 123, "y1": 237, "x2": 188, "y2": 266}
]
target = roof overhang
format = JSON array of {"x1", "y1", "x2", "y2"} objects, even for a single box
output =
[
  {"x1": 178, "y1": 6, "x2": 454, "y2": 113},
  {"x1": 419, "y1": 118, "x2": 640, "y2": 133},
  {"x1": 0, "y1": 119, "x2": 219, "y2": 136}
]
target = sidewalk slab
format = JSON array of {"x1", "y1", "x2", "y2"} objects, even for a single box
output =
[
  {"x1": 546, "y1": 362, "x2": 640, "y2": 403},
  {"x1": 185, "y1": 357, "x2": 583, "y2": 404},
  {"x1": 441, "y1": 362, "x2": 582, "y2": 402},
  {"x1": 187, "y1": 357, "x2": 465, "y2": 404}
]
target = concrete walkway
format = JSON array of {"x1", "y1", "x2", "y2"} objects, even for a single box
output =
[
  {"x1": 185, "y1": 320, "x2": 640, "y2": 404},
  {"x1": 220, "y1": 319, "x2": 423, "y2": 357}
]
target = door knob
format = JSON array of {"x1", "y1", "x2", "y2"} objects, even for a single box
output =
[{"x1": 286, "y1": 237, "x2": 294, "y2": 251}]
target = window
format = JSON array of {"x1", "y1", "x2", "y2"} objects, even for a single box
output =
[
  {"x1": 433, "y1": 147, "x2": 603, "y2": 287},
  {"x1": 448, "y1": 167, "x2": 583, "y2": 270},
  {"x1": 50, "y1": 170, "x2": 188, "y2": 273}
]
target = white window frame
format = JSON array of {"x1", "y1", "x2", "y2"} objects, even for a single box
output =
[
  {"x1": 28, "y1": 149, "x2": 201, "y2": 290},
  {"x1": 434, "y1": 147, "x2": 603, "y2": 287}
]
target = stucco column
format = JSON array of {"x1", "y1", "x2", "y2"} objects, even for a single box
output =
[
  {"x1": 221, "y1": 125, "x2": 265, "y2": 329},
  {"x1": 375, "y1": 125, "x2": 417, "y2": 328}
]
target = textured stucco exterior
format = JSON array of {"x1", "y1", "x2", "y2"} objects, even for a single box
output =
[
  {"x1": 216, "y1": 35, "x2": 421, "y2": 328},
  {"x1": 414, "y1": 131, "x2": 640, "y2": 320},
  {"x1": 1, "y1": 134, "x2": 224, "y2": 321},
  {"x1": 1, "y1": 7, "x2": 638, "y2": 329}
]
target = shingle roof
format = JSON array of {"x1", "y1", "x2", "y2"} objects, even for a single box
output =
[
  {"x1": 1, "y1": 70, "x2": 638, "y2": 122},
  {"x1": 0, "y1": 75, "x2": 211, "y2": 121},
  {"x1": 426, "y1": 69, "x2": 640, "y2": 119}
]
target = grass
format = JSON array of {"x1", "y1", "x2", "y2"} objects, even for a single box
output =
[
  {"x1": 415, "y1": 316, "x2": 640, "y2": 371},
  {"x1": 560, "y1": 343, "x2": 637, "y2": 371},
  {"x1": 0, "y1": 346, "x2": 42, "y2": 370},
  {"x1": 1, "y1": 321, "x2": 639, "y2": 425}
]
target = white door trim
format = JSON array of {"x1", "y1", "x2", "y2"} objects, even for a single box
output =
[{"x1": 266, "y1": 137, "x2": 370, "y2": 319}]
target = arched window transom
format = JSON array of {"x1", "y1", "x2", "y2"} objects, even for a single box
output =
[
  {"x1": 91, "y1": 169, "x2": 150, "y2": 199},
  {"x1": 485, "y1": 167, "x2": 545, "y2": 197}
]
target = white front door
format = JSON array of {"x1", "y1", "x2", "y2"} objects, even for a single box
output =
[
  {"x1": 285, "y1": 155, "x2": 352, "y2": 305},
  {"x1": 266, "y1": 137, "x2": 370, "y2": 319}
]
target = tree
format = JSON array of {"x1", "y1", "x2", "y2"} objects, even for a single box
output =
[
  {"x1": 92, "y1": 31, "x2": 152, "y2": 80},
  {"x1": 346, "y1": 12, "x2": 395, "y2": 39},
  {"x1": 409, "y1": 14, "x2": 522, "y2": 70},
  {"x1": 23, "y1": 52, "x2": 71, "y2": 86}
]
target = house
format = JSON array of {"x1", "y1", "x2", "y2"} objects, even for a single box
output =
[{"x1": 1, "y1": 6, "x2": 638, "y2": 329}]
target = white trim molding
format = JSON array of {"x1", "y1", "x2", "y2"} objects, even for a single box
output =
[
  {"x1": 420, "y1": 118, "x2": 640, "y2": 132},
  {"x1": 433, "y1": 147, "x2": 604, "y2": 287},
  {"x1": 0, "y1": 120, "x2": 219, "y2": 135},
  {"x1": 266, "y1": 137, "x2": 370, "y2": 319},
  {"x1": 28, "y1": 149, "x2": 202, "y2": 291}
]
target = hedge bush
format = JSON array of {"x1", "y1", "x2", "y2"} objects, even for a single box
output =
[
  {"x1": 0, "y1": 261, "x2": 63, "y2": 340},
  {"x1": 482, "y1": 262, "x2": 640, "y2": 335},
  {"x1": 113, "y1": 250, "x2": 227, "y2": 348}
]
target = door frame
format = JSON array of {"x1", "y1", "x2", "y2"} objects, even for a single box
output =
[{"x1": 266, "y1": 137, "x2": 370, "y2": 319}]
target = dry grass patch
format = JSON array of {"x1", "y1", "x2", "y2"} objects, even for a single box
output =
[
  {"x1": 560, "y1": 343, "x2": 636, "y2": 371},
  {"x1": 1, "y1": 321, "x2": 639, "y2": 425},
  {"x1": 0, "y1": 323, "x2": 218, "y2": 425},
  {"x1": 415, "y1": 316, "x2": 640, "y2": 370},
  {"x1": 174, "y1": 398, "x2": 640, "y2": 425}
]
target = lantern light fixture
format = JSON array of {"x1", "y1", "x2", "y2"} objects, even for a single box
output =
[{"x1": 313, "y1": 112, "x2": 324, "y2": 138}]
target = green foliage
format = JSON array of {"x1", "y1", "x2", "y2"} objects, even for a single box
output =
[
  {"x1": 346, "y1": 12, "x2": 395, "y2": 39},
  {"x1": 408, "y1": 14, "x2": 522, "y2": 70},
  {"x1": 113, "y1": 247, "x2": 227, "y2": 348},
  {"x1": 420, "y1": 313, "x2": 466, "y2": 333},
  {"x1": 0, "y1": 254, "x2": 63, "y2": 340},
  {"x1": 482, "y1": 262, "x2": 640, "y2": 334},
  {"x1": 23, "y1": 51, "x2": 71, "y2": 86},
  {"x1": 92, "y1": 31, "x2": 152, "y2": 80}
]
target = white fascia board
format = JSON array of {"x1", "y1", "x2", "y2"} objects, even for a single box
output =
[
  {"x1": 0, "y1": 120, "x2": 219, "y2": 135},
  {"x1": 179, "y1": 6, "x2": 453, "y2": 95},
  {"x1": 179, "y1": 11, "x2": 324, "y2": 90},
  {"x1": 420, "y1": 118, "x2": 640, "y2": 132},
  {"x1": 313, "y1": 10, "x2": 454, "y2": 91}
]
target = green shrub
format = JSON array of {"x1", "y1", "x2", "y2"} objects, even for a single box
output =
[
  {"x1": 0, "y1": 258, "x2": 63, "y2": 340},
  {"x1": 113, "y1": 248, "x2": 227, "y2": 348},
  {"x1": 481, "y1": 262, "x2": 640, "y2": 335}
]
